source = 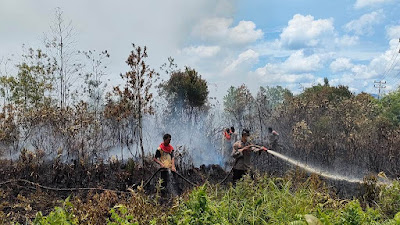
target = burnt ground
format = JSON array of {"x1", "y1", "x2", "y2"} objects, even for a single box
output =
[
  {"x1": 0, "y1": 156, "x2": 231, "y2": 223},
  {"x1": 0, "y1": 151, "x2": 374, "y2": 223}
]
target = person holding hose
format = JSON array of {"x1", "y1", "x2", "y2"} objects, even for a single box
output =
[
  {"x1": 267, "y1": 127, "x2": 279, "y2": 150},
  {"x1": 231, "y1": 129, "x2": 265, "y2": 183},
  {"x1": 154, "y1": 133, "x2": 176, "y2": 193}
]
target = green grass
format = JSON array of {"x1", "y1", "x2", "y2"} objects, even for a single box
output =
[{"x1": 23, "y1": 175, "x2": 400, "y2": 225}]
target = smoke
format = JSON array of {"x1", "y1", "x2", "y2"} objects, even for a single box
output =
[{"x1": 140, "y1": 99, "x2": 226, "y2": 167}]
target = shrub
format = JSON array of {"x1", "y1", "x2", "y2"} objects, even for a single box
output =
[
  {"x1": 33, "y1": 197, "x2": 78, "y2": 225},
  {"x1": 378, "y1": 181, "x2": 400, "y2": 218}
]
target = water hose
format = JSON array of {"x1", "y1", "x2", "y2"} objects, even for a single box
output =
[
  {"x1": 143, "y1": 168, "x2": 162, "y2": 187},
  {"x1": 218, "y1": 145, "x2": 269, "y2": 185},
  {"x1": 142, "y1": 168, "x2": 196, "y2": 188},
  {"x1": 172, "y1": 171, "x2": 196, "y2": 186}
]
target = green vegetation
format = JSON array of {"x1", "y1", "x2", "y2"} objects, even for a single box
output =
[{"x1": 19, "y1": 175, "x2": 400, "y2": 224}]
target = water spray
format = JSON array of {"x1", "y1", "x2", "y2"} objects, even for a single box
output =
[{"x1": 266, "y1": 150, "x2": 392, "y2": 185}]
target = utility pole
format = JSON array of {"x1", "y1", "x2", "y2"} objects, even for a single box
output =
[{"x1": 374, "y1": 80, "x2": 386, "y2": 100}]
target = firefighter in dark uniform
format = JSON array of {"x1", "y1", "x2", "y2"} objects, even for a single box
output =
[{"x1": 231, "y1": 129, "x2": 264, "y2": 183}]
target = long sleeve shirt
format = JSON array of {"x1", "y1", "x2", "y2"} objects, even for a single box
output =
[{"x1": 231, "y1": 140, "x2": 253, "y2": 171}]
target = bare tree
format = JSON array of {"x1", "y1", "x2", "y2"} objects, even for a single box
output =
[
  {"x1": 80, "y1": 49, "x2": 110, "y2": 160},
  {"x1": 110, "y1": 44, "x2": 159, "y2": 165},
  {"x1": 44, "y1": 8, "x2": 81, "y2": 109},
  {"x1": 80, "y1": 50, "x2": 110, "y2": 119}
]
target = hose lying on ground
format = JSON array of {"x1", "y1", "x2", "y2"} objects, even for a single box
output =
[
  {"x1": 142, "y1": 168, "x2": 162, "y2": 188},
  {"x1": 172, "y1": 171, "x2": 196, "y2": 186},
  {"x1": 141, "y1": 168, "x2": 196, "y2": 188}
]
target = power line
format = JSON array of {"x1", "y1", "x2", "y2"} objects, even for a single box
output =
[
  {"x1": 387, "y1": 69, "x2": 400, "y2": 91},
  {"x1": 381, "y1": 38, "x2": 400, "y2": 80},
  {"x1": 380, "y1": 38, "x2": 400, "y2": 91}
]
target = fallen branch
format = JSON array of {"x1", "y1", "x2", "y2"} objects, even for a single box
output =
[{"x1": 0, "y1": 179, "x2": 130, "y2": 194}]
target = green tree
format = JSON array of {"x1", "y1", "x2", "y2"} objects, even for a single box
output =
[
  {"x1": 255, "y1": 86, "x2": 292, "y2": 138},
  {"x1": 258, "y1": 86, "x2": 292, "y2": 111},
  {"x1": 5, "y1": 48, "x2": 55, "y2": 109},
  {"x1": 379, "y1": 90, "x2": 400, "y2": 126},
  {"x1": 223, "y1": 84, "x2": 254, "y2": 130},
  {"x1": 159, "y1": 66, "x2": 209, "y2": 120}
]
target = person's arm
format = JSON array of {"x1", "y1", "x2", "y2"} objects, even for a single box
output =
[
  {"x1": 252, "y1": 145, "x2": 267, "y2": 153},
  {"x1": 153, "y1": 149, "x2": 164, "y2": 168},
  {"x1": 232, "y1": 142, "x2": 253, "y2": 158},
  {"x1": 231, "y1": 142, "x2": 242, "y2": 158}
]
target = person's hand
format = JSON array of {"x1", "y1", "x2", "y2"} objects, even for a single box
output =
[
  {"x1": 240, "y1": 145, "x2": 253, "y2": 152},
  {"x1": 238, "y1": 147, "x2": 247, "y2": 152},
  {"x1": 171, "y1": 167, "x2": 176, "y2": 172},
  {"x1": 159, "y1": 163, "x2": 165, "y2": 168}
]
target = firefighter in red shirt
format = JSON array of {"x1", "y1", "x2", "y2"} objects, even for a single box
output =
[{"x1": 154, "y1": 134, "x2": 176, "y2": 192}]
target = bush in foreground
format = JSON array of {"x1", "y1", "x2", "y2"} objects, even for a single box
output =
[{"x1": 23, "y1": 176, "x2": 400, "y2": 224}]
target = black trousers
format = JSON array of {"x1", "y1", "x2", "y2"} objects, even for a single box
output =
[
  {"x1": 160, "y1": 170, "x2": 169, "y2": 190},
  {"x1": 232, "y1": 169, "x2": 247, "y2": 184}
]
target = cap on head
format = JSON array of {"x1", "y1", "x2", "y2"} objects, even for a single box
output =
[{"x1": 242, "y1": 129, "x2": 250, "y2": 136}]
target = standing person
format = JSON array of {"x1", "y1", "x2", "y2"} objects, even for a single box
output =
[
  {"x1": 267, "y1": 127, "x2": 279, "y2": 150},
  {"x1": 230, "y1": 126, "x2": 238, "y2": 143},
  {"x1": 231, "y1": 129, "x2": 263, "y2": 183},
  {"x1": 154, "y1": 134, "x2": 176, "y2": 192},
  {"x1": 223, "y1": 128, "x2": 232, "y2": 140},
  {"x1": 222, "y1": 128, "x2": 232, "y2": 168}
]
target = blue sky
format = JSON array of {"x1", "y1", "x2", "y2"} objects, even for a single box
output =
[{"x1": 0, "y1": 0, "x2": 400, "y2": 99}]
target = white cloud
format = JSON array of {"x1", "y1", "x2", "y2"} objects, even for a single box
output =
[
  {"x1": 229, "y1": 21, "x2": 264, "y2": 44},
  {"x1": 344, "y1": 10, "x2": 383, "y2": 35},
  {"x1": 329, "y1": 73, "x2": 375, "y2": 93},
  {"x1": 193, "y1": 18, "x2": 263, "y2": 45},
  {"x1": 330, "y1": 58, "x2": 378, "y2": 80},
  {"x1": 354, "y1": 0, "x2": 393, "y2": 9},
  {"x1": 252, "y1": 50, "x2": 326, "y2": 85},
  {"x1": 386, "y1": 25, "x2": 400, "y2": 40},
  {"x1": 351, "y1": 64, "x2": 378, "y2": 79},
  {"x1": 222, "y1": 49, "x2": 259, "y2": 74},
  {"x1": 368, "y1": 38, "x2": 400, "y2": 77},
  {"x1": 280, "y1": 14, "x2": 335, "y2": 49},
  {"x1": 330, "y1": 58, "x2": 354, "y2": 72},
  {"x1": 282, "y1": 50, "x2": 324, "y2": 73},
  {"x1": 335, "y1": 35, "x2": 359, "y2": 47},
  {"x1": 254, "y1": 64, "x2": 315, "y2": 84},
  {"x1": 181, "y1": 45, "x2": 221, "y2": 58},
  {"x1": 327, "y1": 32, "x2": 400, "y2": 94}
]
